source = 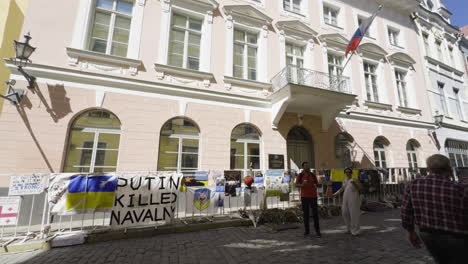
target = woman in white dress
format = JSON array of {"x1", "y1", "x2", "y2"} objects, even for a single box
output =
[{"x1": 333, "y1": 168, "x2": 363, "y2": 236}]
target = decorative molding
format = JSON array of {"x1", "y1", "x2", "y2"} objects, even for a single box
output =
[
  {"x1": 207, "y1": 10, "x2": 214, "y2": 24},
  {"x1": 162, "y1": 0, "x2": 171, "y2": 12},
  {"x1": 154, "y1": 63, "x2": 214, "y2": 87},
  {"x1": 179, "y1": 100, "x2": 187, "y2": 116},
  {"x1": 244, "y1": 109, "x2": 251, "y2": 123},
  {"x1": 226, "y1": 15, "x2": 233, "y2": 29},
  {"x1": 137, "y1": 0, "x2": 146, "y2": 6},
  {"x1": 261, "y1": 25, "x2": 269, "y2": 38},
  {"x1": 397, "y1": 106, "x2": 423, "y2": 115},
  {"x1": 364, "y1": 100, "x2": 393, "y2": 111},
  {"x1": 223, "y1": 76, "x2": 272, "y2": 90},
  {"x1": 66, "y1": 47, "x2": 142, "y2": 75}
]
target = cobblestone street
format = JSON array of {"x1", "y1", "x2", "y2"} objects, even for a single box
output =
[{"x1": 1, "y1": 209, "x2": 434, "y2": 264}]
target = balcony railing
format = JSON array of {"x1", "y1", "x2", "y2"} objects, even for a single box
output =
[{"x1": 271, "y1": 65, "x2": 352, "y2": 94}]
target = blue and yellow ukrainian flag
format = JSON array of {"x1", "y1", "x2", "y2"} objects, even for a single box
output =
[
  {"x1": 66, "y1": 175, "x2": 117, "y2": 210},
  {"x1": 331, "y1": 169, "x2": 359, "y2": 193}
]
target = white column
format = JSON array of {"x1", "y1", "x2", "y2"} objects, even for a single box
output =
[
  {"x1": 200, "y1": 11, "x2": 213, "y2": 72},
  {"x1": 304, "y1": 39, "x2": 314, "y2": 70},
  {"x1": 157, "y1": 0, "x2": 172, "y2": 64},
  {"x1": 258, "y1": 25, "x2": 269, "y2": 82},
  {"x1": 71, "y1": 0, "x2": 93, "y2": 49},
  {"x1": 127, "y1": 0, "x2": 146, "y2": 59},
  {"x1": 224, "y1": 15, "x2": 234, "y2": 77},
  {"x1": 278, "y1": 30, "x2": 286, "y2": 70}
]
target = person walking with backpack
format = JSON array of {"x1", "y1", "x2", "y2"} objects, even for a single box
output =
[{"x1": 296, "y1": 162, "x2": 321, "y2": 238}]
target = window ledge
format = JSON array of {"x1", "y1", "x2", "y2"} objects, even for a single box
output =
[
  {"x1": 283, "y1": 9, "x2": 306, "y2": 18},
  {"x1": 425, "y1": 56, "x2": 465, "y2": 76},
  {"x1": 154, "y1": 63, "x2": 214, "y2": 82},
  {"x1": 390, "y1": 43, "x2": 405, "y2": 49},
  {"x1": 223, "y1": 76, "x2": 272, "y2": 91},
  {"x1": 66, "y1": 47, "x2": 142, "y2": 75},
  {"x1": 323, "y1": 23, "x2": 344, "y2": 31},
  {"x1": 397, "y1": 106, "x2": 422, "y2": 115},
  {"x1": 364, "y1": 101, "x2": 393, "y2": 110}
]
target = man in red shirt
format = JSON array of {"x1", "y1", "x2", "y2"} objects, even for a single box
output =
[
  {"x1": 401, "y1": 154, "x2": 468, "y2": 263},
  {"x1": 296, "y1": 162, "x2": 321, "y2": 237}
]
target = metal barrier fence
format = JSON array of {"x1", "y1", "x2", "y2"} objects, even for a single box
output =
[{"x1": 0, "y1": 167, "x2": 456, "y2": 244}]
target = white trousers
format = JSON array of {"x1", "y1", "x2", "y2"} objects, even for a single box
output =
[{"x1": 342, "y1": 194, "x2": 361, "y2": 235}]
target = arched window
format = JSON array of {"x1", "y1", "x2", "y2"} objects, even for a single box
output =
[
  {"x1": 373, "y1": 137, "x2": 389, "y2": 168},
  {"x1": 158, "y1": 117, "x2": 200, "y2": 172},
  {"x1": 335, "y1": 133, "x2": 354, "y2": 168},
  {"x1": 425, "y1": 0, "x2": 434, "y2": 10},
  {"x1": 230, "y1": 124, "x2": 261, "y2": 172},
  {"x1": 63, "y1": 110, "x2": 121, "y2": 173},
  {"x1": 406, "y1": 140, "x2": 420, "y2": 169}
]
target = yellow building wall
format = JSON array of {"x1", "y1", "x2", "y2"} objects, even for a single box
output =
[{"x1": 0, "y1": 0, "x2": 29, "y2": 113}]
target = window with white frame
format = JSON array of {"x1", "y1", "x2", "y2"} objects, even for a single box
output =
[
  {"x1": 406, "y1": 141, "x2": 418, "y2": 169},
  {"x1": 437, "y1": 82, "x2": 448, "y2": 115},
  {"x1": 388, "y1": 27, "x2": 400, "y2": 46},
  {"x1": 64, "y1": 110, "x2": 121, "y2": 173},
  {"x1": 283, "y1": 0, "x2": 302, "y2": 14},
  {"x1": 158, "y1": 118, "x2": 200, "y2": 172},
  {"x1": 425, "y1": 0, "x2": 434, "y2": 10},
  {"x1": 395, "y1": 70, "x2": 408, "y2": 107},
  {"x1": 448, "y1": 46, "x2": 454, "y2": 65},
  {"x1": 453, "y1": 88, "x2": 463, "y2": 120},
  {"x1": 233, "y1": 29, "x2": 258, "y2": 80},
  {"x1": 446, "y1": 140, "x2": 468, "y2": 167},
  {"x1": 286, "y1": 43, "x2": 304, "y2": 67},
  {"x1": 435, "y1": 40, "x2": 443, "y2": 61},
  {"x1": 328, "y1": 53, "x2": 343, "y2": 76},
  {"x1": 89, "y1": 0, "x2": 134, "y2": 57},
  {"x1": 358, "y1": 16, "x2": 370, "y2": 38},
  {"x1": 230, "y1": 124, "x2": 261, "y2": 173},
  {"x1": 323, "y1": 5, "x2": 339, "y2": 26},
  {"x1": 364, "y1": 62, "x2": 379, "y2": 102},
  {"x1": 168, "y1": 14, "x2": 202, "y2": 70},
  {"x1": 423, "y1": 32, "x2": 430, "y2": 56},
  {"x1": 373, "y1": 138, "x2": 388, "y2": 168}
]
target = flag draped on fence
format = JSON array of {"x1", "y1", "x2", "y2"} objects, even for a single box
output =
[
  {"x1": 48, "y1": 173, "x2": 118, "y2": 215},
  {"x1": 345, "y1": 5, "x2": 382, "y2": 57},
  {"x1": 186, "y1": 187, "x2": 218, "y2": 215}
]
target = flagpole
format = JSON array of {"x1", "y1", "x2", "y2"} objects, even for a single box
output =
[{"x1": 342, "y1": 51, "x2": 355, "y2": 71}]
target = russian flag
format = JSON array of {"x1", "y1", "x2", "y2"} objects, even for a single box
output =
[{"x1": 345, "y1": 5, "x2": 382, "y2": 57}]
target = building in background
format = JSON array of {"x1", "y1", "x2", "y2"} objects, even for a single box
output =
[
  {"x1": 0, "y1": 0, "x2": 448, "y2": 184},
  {"x1": 0, "y1": 0, "x2": 30, "y2": 114},
  {"x1": 413, "y1": 0, "x2": 468, "y2": 167}
]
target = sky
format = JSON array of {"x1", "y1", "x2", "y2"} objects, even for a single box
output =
[{"x1": 443, "y1": 0, "x2": 468, "y2": 28}]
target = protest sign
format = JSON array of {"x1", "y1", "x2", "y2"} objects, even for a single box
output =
[
  {"x1": 110, "y1": 172, "x2": 182, "y2": 227},
  {"x1": 9, "y1": 174, "x2": 46, "y2": 196}
]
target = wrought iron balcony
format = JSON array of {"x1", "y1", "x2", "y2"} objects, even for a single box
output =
[{"x1": 271, "y1": 65, "x2": 352, "y2": 94}]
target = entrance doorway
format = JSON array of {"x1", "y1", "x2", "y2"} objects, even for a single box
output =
[{"x1": 287, "y1": 126, "x2": 314, "y2": 170}]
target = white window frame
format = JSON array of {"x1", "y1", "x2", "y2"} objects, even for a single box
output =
[
  {"x1": 395, "y1": 69, "x2": 408, "y2": 107},
  {"x1": 453, "y1": 88, "x2": 464, "y2": 120},
  {"x1": 406, "y1": 144, "x2": 418, "y2": 169},
  {"x1": 163, "y1": 134, "x2": 200, "y2": 172},
  {"x1": 356, "y1": 14, "x2": 375, "y2": 39},
  {"x1": 387, "y1": 27, "x2": 400, "y2": 47},
  {"x1": 373, "y1": 144, "x2": 387, "y2": 168},
  {"x1": 285, "y1": 42, "x2": 305, "y2": 67},
  {"x1": 232, "y1": 139, "x2": 262, "y2": 174},
  {"x1": 71, "y1": 0, "x2": 145, "y2": 59},
  {"x1": 323, "y1": 4, "x2": 340, "y2": 27},
  {"x1": 283, "y1": 0, "x2": 302, "y2": 15},
  {"x1": 327, "y1": 52, "x2": 343, "y2": 76},
  {"x1": 437, "y1": 82, "x2": 449, "y2": 115},
  {"x1": 167, "y1": 13, "x2": 203, "y2": 70},
  {"x1": 363, "y1": 61, "x2": 380, "y2": 102},
  {"x1": 157, "y1": 1, "x2": 214, "y2": 73},
  {"x1": 435, "y1": 39, "x2": 444, "y2": 62},
  {"x1": 422, "y1": 32, "x2": 431, "y2": 57},
  {"x1": 233, "y1": 28, "x2": 259, "y2": 81}
]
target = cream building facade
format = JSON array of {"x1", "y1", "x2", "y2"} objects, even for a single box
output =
[{"x1": 0, "y1": 0, "x2": 449, "y2": 185}]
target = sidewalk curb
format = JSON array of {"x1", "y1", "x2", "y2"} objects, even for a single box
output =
[
  {"x1": 86, "y1": 219, "x2": 253, "y2": 244},
  {"x1": 0, "y1": 240, "x2": 50, "y2": 254}
]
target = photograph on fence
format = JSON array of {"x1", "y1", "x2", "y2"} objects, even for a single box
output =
[{"x1": 224, "y1": 170, "x2": 241, "y2": 197}]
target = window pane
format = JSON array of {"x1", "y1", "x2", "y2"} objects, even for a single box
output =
[
  {"x1": 248, "y1": 69, "x2": 256, "y2": 80},
  {"x1": 172, "y1": 14, "x2": 186, "y2": 27},
  {"x1": 231, "y1": 141, "x2": 244, "y2": 156},
  {"x1": 189, "y1": 19, "x2": 202, "y2": 31},
  {"x1": 232, "y1": 155, "x2": 245, "y2": 170},
  {"x1": 170, "y1": 29, "x2": 185, "y2": 42},
  {"x1": 293, "y1": 0, "x2": 301, "y2": 13},
  {"x1": 95, "y1": 12, "x2": 111, "y2": 26},
  {"x1": 247, "y1": 143, "x2": 260, "y2": 156},
  {"x1": 248, "y1": 156, "x2": 260, "y2": 169},
  {"x1": 111, "y1": 42, "x2": 128, "y2": 56},
  {"x1": 91, "y1": 39, "x2": 108, "y2": 53},
  {"x1": 234, "y1": 30, "x2": 245, "y2": 42},
  {"x1": 116, "y1": 0, "x2": 133, "y2": 15},
  {"x1": 248, "y1": 56, "x2": 256, "y2": 68},
  {"x1": 115, "y1": 16, "x2": 131, "y2": 30},
  {"x1": 95, "y1": 149, "x2": 119, "y2": 167},
  {"x1": 188, "y1": 33, "x2": 201, "y2": 45},
  {"x1": 182, "y1": 139, "x2": 199, "y2": 153},
  {"x1": 188, "y1": 57, "x2": 199, "y2": 70},
  {"x1": 233, "y1": 66, "x2": 243, "y2": 78},
  {"x1": 160, "y1": 136, "x2": 179, "y2": 153},
  {"x1": 96, "y1": 0, "x2": 113, "y2": 10},
  {"x1": 158, "y1": 153, "x2": 178, "y2": 170},
  {"x1": 113, "y1": 27, "x2": 130, "y2": 43},
  {"x1": 168, "y1": 54, "x2": 183, "y2": 67},
  {"x1": 247, "y1": 33, "x2": 257, "y2": 44},
  {"x1": 64, "y1": 131, "x2": 96, "y2": 172},
  {"x1": 98, "y1": 133, "x2": 121, "y2": 150},
  {"x1": 181, "y1": 153, "x2": 198, "y2": 169}
]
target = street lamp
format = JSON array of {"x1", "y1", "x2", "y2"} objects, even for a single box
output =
[
  {"x1": 0, "y1": 80, "x2": 24, "y2": 105},
  {"x1": 434, "y1": 111, "x2": 444, "y2": 128},
  {"x1": 13, "y1": 32, "x2": 36, "y2": 88}
]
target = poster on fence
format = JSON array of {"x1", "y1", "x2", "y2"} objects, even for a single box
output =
[
  {"x1": 181, "y1": 171, "x2": 209, "y2": 192},
  {"x1": 48, "y1": 173, "x2": 118, "y2": 215},
  {"x1": 0, "y1": 196, "x2": 21, "y2": 225},
  {"x1": 8, "y1": 174, "x2": 46, "y2": 196},
  {"x1": 186, "y1": 187, "x2": 218, "y2": 215},
  {"x1": 253, "y1": 171, "x2": 264, "y2": 188},
  {"x1": 224, "y1": 170, "x2": 241, "y2": 196},
  {"x1": 265, "y1": 170, "x2": 286, "y2": 197},
  {"x1": 110, "y1": 172, "x2": 182, "y2": 227}
]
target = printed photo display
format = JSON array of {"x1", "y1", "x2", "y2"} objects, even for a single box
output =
[{"x1": 224, "y1": 170, "x2": 241, "y2": 196}]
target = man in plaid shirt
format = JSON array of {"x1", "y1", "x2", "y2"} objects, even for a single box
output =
[{"x1": 401, "y1": 154, "x2": 468, "y2": 263}]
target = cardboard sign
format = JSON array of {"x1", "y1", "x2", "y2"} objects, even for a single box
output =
[
  {"x1": 9, "y1": 174, "x2": 46, "y2": 196},
  {"x1": 0, "y1": 196, "x2": 21, "y2": 225}
]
